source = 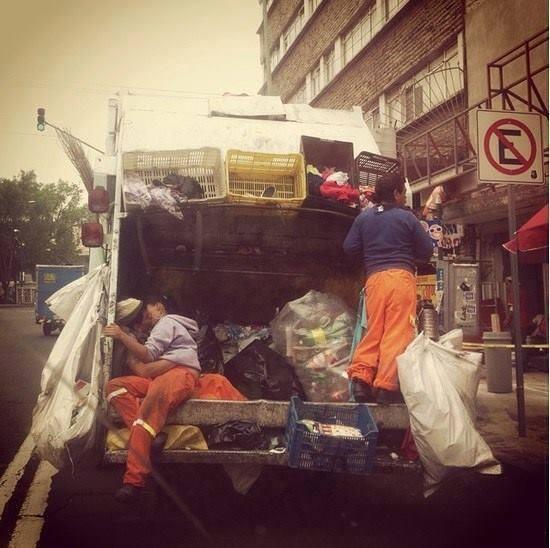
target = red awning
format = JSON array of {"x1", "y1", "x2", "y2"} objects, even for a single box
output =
[{"x1": 503, "y1": 204, "x2": 549, "y2": 262}]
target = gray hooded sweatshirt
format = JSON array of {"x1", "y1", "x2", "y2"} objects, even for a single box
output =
[{"x1": 144, "y1": 314, "x2": 201, "y2": 371}]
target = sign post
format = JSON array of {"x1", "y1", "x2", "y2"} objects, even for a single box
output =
[{"x1": 477, "y1": 109, "x2": 545, "y2": 438}]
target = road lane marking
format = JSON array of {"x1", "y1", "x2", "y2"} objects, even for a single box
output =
[
  {"x1": 0, "y1": 435, "x2": 35, "y2": 519},
  {"x1": 8, "y1": 461, "x2": 57, "y2": 548}
]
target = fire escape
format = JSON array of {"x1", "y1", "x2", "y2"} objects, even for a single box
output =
[{"x1": 401, "y1": 29, "x2": 549, "y2": 193}]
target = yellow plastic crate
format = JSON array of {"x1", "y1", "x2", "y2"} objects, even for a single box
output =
[
  {"x1": 123, "y1": 147, "x2": 225, "y2": 204},
  {"x1": 225, "y1": 150, "x2": 306, "y2": 206}
]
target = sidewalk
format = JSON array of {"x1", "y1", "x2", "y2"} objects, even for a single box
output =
[{"x1": 477, "y1": 372, "x2": 548, "y2": 471}]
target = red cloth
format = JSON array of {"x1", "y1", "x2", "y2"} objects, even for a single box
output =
[{"x1": 320, "y1": 181, "x2": 360, "y2": 203}]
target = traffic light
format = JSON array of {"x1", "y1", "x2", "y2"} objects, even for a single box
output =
[{"x1": 37, "y1": 108, "x2": 46, "y2": 131}]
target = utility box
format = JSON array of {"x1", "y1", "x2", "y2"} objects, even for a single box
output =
[{"x1": 438, "y1": 261, "x2": 480, "y2": 338}]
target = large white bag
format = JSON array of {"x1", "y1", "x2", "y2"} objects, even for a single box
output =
[
  {"x1": 397, "y1": 331, "x2": 501, "y2": 497},
  {"x1": 46, "y1": 266, "x2": 100, "y2": 321},
  {"x1": 31, "y1": 265, "x2": 110, "y2": 469}
]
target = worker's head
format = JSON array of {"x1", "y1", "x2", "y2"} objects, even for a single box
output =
[
  {"x1": 142, "y1": 295, "x2": 177, "y2": 328},
  {"x1": 374, "y1": 174, "x2": 406, "y2": 205}
]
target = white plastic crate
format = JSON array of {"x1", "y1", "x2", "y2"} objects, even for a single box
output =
[{"x1": 123, "y1": 147, "x2": 225, "y2": 206}]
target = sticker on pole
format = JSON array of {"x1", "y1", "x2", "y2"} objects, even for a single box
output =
[{"x1": 477, "y1": 110, "x2": 544, "y2": 184}]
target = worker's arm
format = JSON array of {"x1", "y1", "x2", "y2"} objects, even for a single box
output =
[
  {"x1": 411, "y1": 216, "x2": 435, "y2": 263},
  {"x1": 127, "y1": 358, "x2": 177, "y2": 379},
  {"x1": 343, "y1": 216, "x2": 363, "y2": 255},
  {"x1": 103, "y1": 324, "x2": 153, "y2": 363}
]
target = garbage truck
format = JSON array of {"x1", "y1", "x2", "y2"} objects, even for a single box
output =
[{"x1": 85, "y1": 92, "x2": 418, "y2": 478}]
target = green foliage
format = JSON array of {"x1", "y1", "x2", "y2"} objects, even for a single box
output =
[{"x1": 0, "y1": 171, "x2": 88, "y2": 283}]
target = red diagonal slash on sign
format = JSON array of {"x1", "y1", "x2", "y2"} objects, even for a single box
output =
[{"x1": 484, "y1": 118, "x2": 536, "y2": 176}]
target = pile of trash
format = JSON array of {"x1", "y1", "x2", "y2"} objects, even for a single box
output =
[
  {"x1": 193, "y1": 291, "x2": 354, "y2": 403},
  {"x1": 306, "y1": 165, "x2": 376, "y2": 210},
  {"x1": 124, "y1": 174, "x2": 204, "y2": 220}
]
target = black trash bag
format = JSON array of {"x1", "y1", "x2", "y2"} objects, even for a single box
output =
[
  {"x1": 208, "y1": 421, "x2": 268, "y2": 450},
  {"x1": 196, "y1": 325, "x2": 224, "y2": 374},
  {"x1": 307, "y1": 172, "x2": 323, "y2": 196},
  {"x1": 224, "y1": 340, "x2": 306, "y2": 401}
]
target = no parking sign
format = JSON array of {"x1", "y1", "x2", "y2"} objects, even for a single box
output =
[{"x1": 476, "y1": 109, "x2": 544, "y2": 184}]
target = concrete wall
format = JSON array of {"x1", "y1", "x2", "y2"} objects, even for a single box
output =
[
  {"x1": 465, "y1": 0, "x2": 548, "y2": 161},
  {"x1": 466, "y1": 0, "x2": 548, "y2": 106}
]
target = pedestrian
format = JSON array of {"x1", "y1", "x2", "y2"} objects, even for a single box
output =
[
  {"x1": 103, "y1": 295, "x2": 201, "y2": 503},
  {"x1": 343, "y1": 174, "x2": 434, "y2": 403}
]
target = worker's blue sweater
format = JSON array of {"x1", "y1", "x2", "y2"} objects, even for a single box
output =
[{"x1": 343, "y1": 205, "x2": 434, "y2": 278}]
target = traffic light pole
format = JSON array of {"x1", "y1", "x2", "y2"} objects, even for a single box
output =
[
  {"x1": 36, "y1": 107, "x2": 104, "y2": 155},
  {"x1": 45, "y1": 121, "x2": 105, "y2": 155}
]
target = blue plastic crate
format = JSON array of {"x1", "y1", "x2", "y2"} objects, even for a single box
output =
[{"x1": 286, "y1": 397, "x2": 379, "y2": 474}]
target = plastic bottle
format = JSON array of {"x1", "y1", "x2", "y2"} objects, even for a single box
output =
[{"x1": 305, "y1": 341, "x2": 350, "y2": 370}]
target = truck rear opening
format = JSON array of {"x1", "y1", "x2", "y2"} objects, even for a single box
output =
[{"x1": 100, "y1": 93, "x2": 418, "y2": 476}]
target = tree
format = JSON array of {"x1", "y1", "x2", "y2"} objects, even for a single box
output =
[{"x1": 0, "y1": 171, "x2": 88, "y2": 298}]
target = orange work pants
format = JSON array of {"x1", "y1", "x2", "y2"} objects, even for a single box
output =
[
  {"x1": 192, "y1": 374, "x2": 247, "y2": 401},
  {"x1": 106, "y1": 367, "x2": 198, "y2": 487},
  {"x1": 347, "y1": 269, "x2": 416, "y2": 392}
]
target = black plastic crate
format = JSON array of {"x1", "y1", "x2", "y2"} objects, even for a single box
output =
[
  {"x1": 355, "y1": 151, "x2": 401, "y2": 187},
  {"x1": 301, "y1": 136, "x2": 356, "y2": 187},
  {"x1": 286, "y1": 397, "x2": 378, "y2": 474}
]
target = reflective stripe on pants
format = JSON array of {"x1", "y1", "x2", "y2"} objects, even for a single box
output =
[{"x1": 106, "y1": 367, "x2": 198, "y2": 487}]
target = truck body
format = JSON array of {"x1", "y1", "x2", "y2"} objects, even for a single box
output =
[
  {"x1": 35, "y1": 264, "x2": 86, "y2": 335},
  {"x1": 97, "y1": 93, "x2": 418, "y2": 477}
]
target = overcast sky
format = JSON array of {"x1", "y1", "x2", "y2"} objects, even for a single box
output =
[{"x1": 0, "y1": 0, "x2": 263, "y2": 187}]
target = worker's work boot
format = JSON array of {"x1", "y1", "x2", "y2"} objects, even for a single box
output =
[
  {"x1": 351, "y1": 378, "x2": 376, "y2": 403},
  {"x1": 376, "y1": 388, "x2": 404, "y2": 405},
  {"x1": 114, "y1": 484, "x2": 143, "y2": 504}
]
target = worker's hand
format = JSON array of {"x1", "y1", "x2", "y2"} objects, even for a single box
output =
[{"x1": 103, "y1": 323, "x2": 124, "y2": 340}]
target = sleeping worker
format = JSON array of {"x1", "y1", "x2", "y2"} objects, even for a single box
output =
[
  {"x1": 343, "y1": 173, "x2": 434, "y2": 404},
  {"x1": 103, "y1": 295, "x2": 201, "y2": 503}
]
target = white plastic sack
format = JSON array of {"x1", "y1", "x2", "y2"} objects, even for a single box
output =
[
  {"x1": 31, "y1": 265, "x2": 110, "y2": 469},
  {"x1": 397, "y1": 331, "x2": 501, "y2": 497},
  {"x1": 46, "y1": 266, "x2": 99, "y2": 322}
]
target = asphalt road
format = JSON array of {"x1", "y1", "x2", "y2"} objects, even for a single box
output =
[{"x1": 0, "y1": 307, "x2": 547, "y2": 548}]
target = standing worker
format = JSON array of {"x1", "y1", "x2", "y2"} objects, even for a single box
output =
[{"x1": 343, "y1": 174, "x2": 434, "y2": 403}]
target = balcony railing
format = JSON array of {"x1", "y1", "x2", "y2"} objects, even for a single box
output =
[{"x1": 402, "y1": 28, "x2": 548, "y2": 189}]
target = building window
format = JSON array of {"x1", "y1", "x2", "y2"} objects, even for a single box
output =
[
  {"x1": 311, "y1": 65, "x2": 321, "y2": 98},
  {"x1": 308, "y1": 0, "x2": 321, "y2": 14},
  {"x1": 324, "y1": 48, "x2": 335, "y2": 83},
  {"x1": 343, "y1": 4, "x2": 377, "y2": 65},
  {"x1": 270, "y1": 45, "x2": 280, "y2": 72},
  {"x1": 385, "y1": 0, "x2": 408, "y2": 20},
  {"x1": 282, "y1": 6, "x2": 305, "y2": 52},
  {"x1": 291, "y1": 83, "x2": 307, "y2": 104},
  {"x1": 365, "y1": 107, "x2": 380, "y2": 130}
]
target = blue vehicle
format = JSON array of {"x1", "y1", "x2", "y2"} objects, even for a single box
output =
[{"x1": 35, "y1": 265, "x2": 87, "y2": 336}]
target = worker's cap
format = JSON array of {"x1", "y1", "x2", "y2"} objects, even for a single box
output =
[{"x1": 115, "y1": 298, "x2": 143, "y2": 326}]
